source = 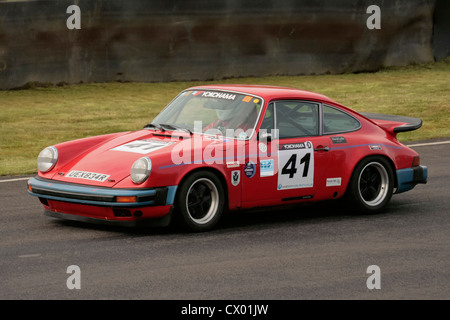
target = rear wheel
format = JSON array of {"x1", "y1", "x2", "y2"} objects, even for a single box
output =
[
  {"x1": 175, "y1": 171, "x2": 225, "y2": 231},
  {"x1": 346, "y1": 156, "x2": 394, "y2": 214}
]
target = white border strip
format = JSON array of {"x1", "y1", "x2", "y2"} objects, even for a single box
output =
[{"x1": 406, "y1": 140, "x2": 450, "y2": 147}]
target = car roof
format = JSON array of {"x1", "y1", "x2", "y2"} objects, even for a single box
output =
[{"x1": 187, "y1": 84, "x2": 338, "y2": 105}]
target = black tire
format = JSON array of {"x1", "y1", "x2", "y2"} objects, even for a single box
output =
[
  {"x1": 174, "y1": 170, "x2": 225, "y2": 232},
  {"x1": 345, "y1": 156, "x2": 394, "y2": 214}
]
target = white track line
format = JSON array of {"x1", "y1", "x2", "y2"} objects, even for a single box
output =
[
  {"x1": 18, "y1": 253, "x2": 42, "y2": 258},
  {"x1": 406, "y1": 140, "x2": 450, "y2": 147},
  {"x1": 0, "y1": 177, "x2": 32, "y2": 183},
  {"x1": 0, "y1": 140, "x2": 449, "y2": 183}
]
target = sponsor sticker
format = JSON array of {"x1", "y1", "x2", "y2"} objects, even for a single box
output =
[
  {"x1": 231, "y1": 170, "x2": 240, "y2": 186},
  {"x1": 279, "y1": 142, "x2": 310, "y2": 150},
  {"x1": 238, "y1": 132, "x2": 248, "y2": 140},
  {"x1": 244, "y1": 161, "x2": 256, "y2": 178},
  {"x1": 330, "y1": 136, "x2": 347, "y2": 144},
  {"x1": 326, "y1": 177, "x2": 342, "y2": 187},
  {"x1": 260, "y1": 159, "x2": 274, "y2": 177},
  {"x1": 201, "y1": 91, "x2": 236, "y2": 100},
  {"x1": 258, "y1": 142, "x2": 267, "y2": 153},
  {"x1": 66, "y1": 170, "x2": 110, "y2": 182},
  {"x1": 226, "y1": 161, "x2": 240, "y2": 168}
]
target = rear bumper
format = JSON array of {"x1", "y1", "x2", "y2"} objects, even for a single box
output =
[
  {"x1": 395, "y1": 165, "x2": 427, "y2": 194},
  {"x1": 27, "y1": 176, "x2": 177, "y2": 226}
]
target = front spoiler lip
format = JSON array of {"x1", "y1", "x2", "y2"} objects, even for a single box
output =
[
  {"x1": 44, "y1": 208, "x2": 173, "y2": 227},
  {"x1": 27, "y1": 176, "x2": 176, "y2": 207}
]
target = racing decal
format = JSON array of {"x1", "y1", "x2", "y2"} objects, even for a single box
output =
[
  {"x1": 66, "y1": 170, "x2": 110, "y2": 182},
  {"x1": 226, "y1": 161, "x2": 240, "y2": 168},
  {"x1": 238, "y1": 132, "x2": 248, "y2": 140},
  {"x1": 244, "y1": 161, "x2": 256, "y2": 178},
  {"x1": 277, "y1": 141, "x2": 314, "y2": 190},
  {"x1": 326, "y1": 177, "x2": 342, "y2": 187},
  {"x1": 201, "y1": 91, "x2": 236, "y2": 100},
  {"x1": 260, "y1": 159, "x2": 274, "y2": 177},
  {"x1": 111, "y1": 139, "x2": 175, "y2": 154},
  {"x1": 258, "y1": 142, "x2": 267, "y2": 153},
  {"x1": 330, "y1": 136, "x2": 347, "y2": 144},
  {"x1": 231, "y1": 170, "x2": 240, "y2": 186}
]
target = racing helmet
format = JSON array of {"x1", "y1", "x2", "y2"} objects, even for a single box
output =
[
  {"x1": 204, "y1": 97, "x2": 238, "y2": 121},
  {"x1": 216, "y1": 108, "x2": 235, "y2": 121}
]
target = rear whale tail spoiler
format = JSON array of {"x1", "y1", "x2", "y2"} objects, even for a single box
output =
[{"x1": 360, "y1": 112, "x2": 423, "y2": 136}]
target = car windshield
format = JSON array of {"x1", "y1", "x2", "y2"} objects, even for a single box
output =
[{"x1": 152, "y1": 90, "x2": 264, "y2": 139}]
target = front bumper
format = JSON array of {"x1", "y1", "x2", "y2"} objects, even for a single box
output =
[
  {"x1": 395, "y1": 165, "x2": 427, "y2": 194},
  {"x1": 27, "y1": 176, "x2": 177, "y2": 226}
]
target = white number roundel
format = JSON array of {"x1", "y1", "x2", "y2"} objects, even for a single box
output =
[{"x1": 277, "y1": 141, "x2": 314, "y2": 190}]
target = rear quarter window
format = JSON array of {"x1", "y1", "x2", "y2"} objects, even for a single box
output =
[{"x1": 323, "y1": 105, "x2": 360, "y2": 134}]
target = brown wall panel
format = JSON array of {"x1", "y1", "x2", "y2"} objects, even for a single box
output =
[{"x1": 0, "y1": 0, "x2": 439, "y2": 89}]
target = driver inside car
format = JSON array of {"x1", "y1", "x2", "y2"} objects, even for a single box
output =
[{"x1": 203, "y1": 98, "x2": 258, "y2": 135}]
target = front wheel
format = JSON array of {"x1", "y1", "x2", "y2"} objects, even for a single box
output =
[
  {"x1": 174, "y1": 171, "x2": 225, "y2": 232},
  {"x1": 345, "y1": 156, "x2": 394, "y2": 214}
]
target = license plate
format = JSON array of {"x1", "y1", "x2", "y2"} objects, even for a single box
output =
[{"x1": 66, "y1": 170, "x2": 110, "y2": 182}]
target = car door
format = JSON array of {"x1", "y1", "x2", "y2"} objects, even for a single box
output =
[{"x1": 241, "y1": 100, "x2": 333, "y2": 206}]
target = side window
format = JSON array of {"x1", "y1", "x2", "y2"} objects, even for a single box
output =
[
  {"x1": 323, "y1": 105, "x2": 360, "y2": 134},
  {"x1": 275, "y1": 101, "x2": 319, "y2": 139}
]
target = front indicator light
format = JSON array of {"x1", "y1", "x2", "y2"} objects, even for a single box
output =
[
  {"x1": 130, "y1": 157, "x2": 152, "y2": 184},
  {"x1": 116, "y1": 196, "x2": 137, "y2": 203}
]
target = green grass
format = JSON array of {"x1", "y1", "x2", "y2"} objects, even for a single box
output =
[{"x1": 1, "y1": 58, "x2": 449, "y2": 176}]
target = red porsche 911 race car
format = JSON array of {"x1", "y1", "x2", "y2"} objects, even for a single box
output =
[{"x1": 28, "y1": 85, "x2": 427, "y2": 231}]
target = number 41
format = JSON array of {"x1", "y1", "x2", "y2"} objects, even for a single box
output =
[{"x1": 281, "y1": 153, "x2": 311, "y2": 179}]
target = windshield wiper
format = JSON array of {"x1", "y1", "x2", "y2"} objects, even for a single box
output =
[
  {"x1": 159, "y1": 123, "x2": 193, "y2": 135},
  {"x1": 143, "y1": 123, "x2": 165, "y2": 131}
]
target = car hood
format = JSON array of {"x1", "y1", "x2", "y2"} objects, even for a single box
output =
[{"x1": 50, "y1": 130, "x2": 234, "y2": 187}]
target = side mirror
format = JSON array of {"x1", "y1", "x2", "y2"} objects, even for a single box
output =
[{"x1": 258, "y1": 130, "x2": 272, "y2": 142}]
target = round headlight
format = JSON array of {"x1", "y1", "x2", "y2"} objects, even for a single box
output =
[
  {"x1": 130, "y1": 157, "x2": 152, "y2": 184},
  {"x1": 37, "y1": 146, "x2": 58, "y2": 173}
]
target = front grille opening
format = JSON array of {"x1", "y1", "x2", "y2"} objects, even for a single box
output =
[
  {"x1": 32, "y1": 187, "x2": 115, "y2": 202},
  {"x1": 113, "y1": 208, "x2": 132, "y2": 217}
]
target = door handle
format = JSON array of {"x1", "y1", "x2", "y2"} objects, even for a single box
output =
[{"x1": 314, "y1": 146, "x2": 329, "y2": 152}]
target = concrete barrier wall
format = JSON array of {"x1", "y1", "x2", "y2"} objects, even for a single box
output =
[{"x1": 0, "y1": 0, "x2": 441, "y2": 89}]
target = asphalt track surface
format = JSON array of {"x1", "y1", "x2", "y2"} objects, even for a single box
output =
[{"x1": 0, "y1": 140, "x2": 449, "y2": 301}]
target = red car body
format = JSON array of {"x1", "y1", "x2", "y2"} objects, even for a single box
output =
[{"x1": 28, "y1": 85, "x2": 427, "y2": 231}]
